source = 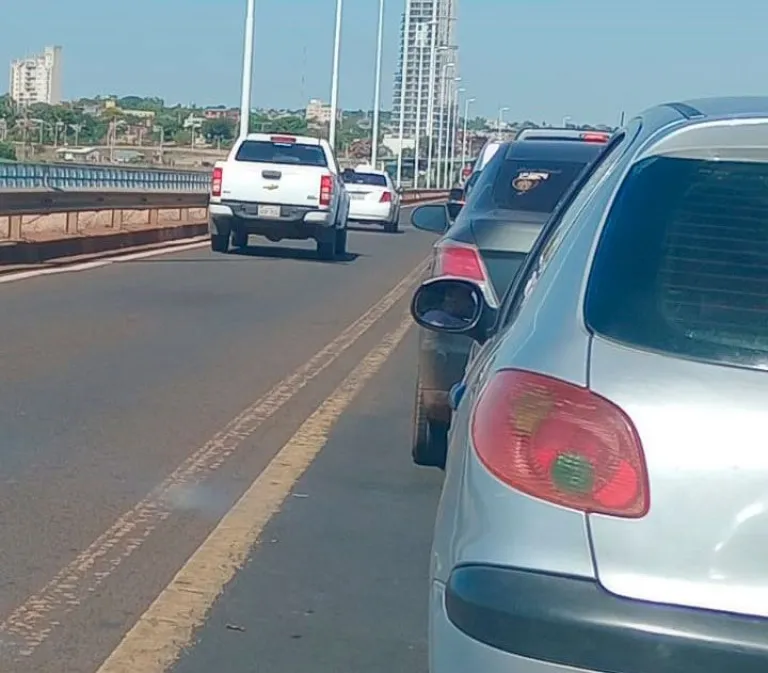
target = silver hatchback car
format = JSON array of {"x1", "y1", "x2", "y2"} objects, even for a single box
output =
[{"x1": 411, "y1": 96, "x2": 768, "y2": 673}]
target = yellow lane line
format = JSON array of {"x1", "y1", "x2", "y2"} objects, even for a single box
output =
[
  {"x1": 95, "y1": 310, "x2": 414, "y2": 673},
  {"x1": 0, "y1": 259, "x2": 427, "y2": 659}
]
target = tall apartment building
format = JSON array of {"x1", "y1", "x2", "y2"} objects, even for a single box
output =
[
  {"x1": 9, "y1": 46, "x2": 63, "y2": 106},
  {"x1": 392, "y1": 0, "x2": 458, "y2": 142}
]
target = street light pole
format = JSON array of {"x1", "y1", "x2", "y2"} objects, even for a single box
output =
[
  {"x1": 396, "y1": 0, "x2": 412, "y2": 187},
  {"x1": 447, "y1": 84, "x2": 462, "y2": 187},
  {"x1": 497, "y1": 106, "x2": 508, "y2": 137},
  {"x1": 436, "y1": 62, "x2": 452, "y2": 189},
  {"x1": 424, "y1": 9, "x2": 438, "y2": 188},
  {"x1": 413, "y1": 27, "x2": 425, "y2": 188},
  {"x1": 370, "y1": 0, "x2": 385, "y2": 168},
  {"x1": 328, "y1": 0, "x2": 343, "y2": 150},
  {"x1": 444, "y1": 77, "x2": 460, "y2": 188},
  {"x1": 238, "y1": 0, "x2": 256, "y2": 138},
  {"x1": 461, "y1": 97, "x2": 474, "y2": 176}
]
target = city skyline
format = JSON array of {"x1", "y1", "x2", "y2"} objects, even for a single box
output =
[
  {"x1": 3, "y1": 0, "x2": 768, "y2": 126},
  {"x1": 9, "y1": 45, "x2": 63, "y2": 106},
  {"x1": 392, "y1": 0, "x2": 458, "y2": 140}
]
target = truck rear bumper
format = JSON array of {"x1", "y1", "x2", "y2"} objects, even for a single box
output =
[{"x1": 209, "y1": 202, "x2": 335, "y2": 241}]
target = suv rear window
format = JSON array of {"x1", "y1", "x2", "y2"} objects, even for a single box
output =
[
  {"x1": 342, "y1": 172, "x2": 387, "y2": 186},
  {"x1": 235, "y1": 140, "x2": 327, "y2": 167},
  {"x1": 586, "y1": 156, "x2": 768, "y2": 369},
  {"x1": 471, "y1": 158, "x2": 587, "y2": 214}
]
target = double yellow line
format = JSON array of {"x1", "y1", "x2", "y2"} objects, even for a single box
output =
[{"x1": 0, "y1": 258, "x2": 428, "y2": 671}]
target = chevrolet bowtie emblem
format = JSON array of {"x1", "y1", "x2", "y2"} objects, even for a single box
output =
[{"x1": 264, "y1": 184, "x2": 278, "y2": 190}]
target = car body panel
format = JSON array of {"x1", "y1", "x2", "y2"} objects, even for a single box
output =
[
  {"x1": 428, "y1": 97, "x2": 768, "y2": 672},
  {"x1": 417, "y1": 139, "x2": 603, "y2": 426}
]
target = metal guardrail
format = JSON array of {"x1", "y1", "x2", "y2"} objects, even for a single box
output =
[
  {"x1": 0, "y1": 161, "x2": 210, "y2": 192},
  {"x1": 0, "y1": 190, "x2": 208, "y2": 216},
  {"x1": 0, "y1": 189, "x2": 448, "y2": 217}
]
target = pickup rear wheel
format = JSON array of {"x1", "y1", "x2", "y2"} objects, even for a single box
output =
[
  {"x1": 231, "y1": 229, "x2": 248, "y2": 249},
  {"x1": 317, "y1": 238, "x2": 336, "y2": 261},
  {"x1": 334, "y1": 227, "x2": 347, "y2": 256},
  {"x1": 210, "y1": 234, "x2": 230, "y2": 253}
]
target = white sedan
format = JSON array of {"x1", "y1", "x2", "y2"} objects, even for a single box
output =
[{"x1": 341, "y1": 166, "x2": 401, "y2": 233}]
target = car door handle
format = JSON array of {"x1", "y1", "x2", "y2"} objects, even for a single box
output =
[{"x1": 449, "y1": 382, "x2": 466, "y2": 411}]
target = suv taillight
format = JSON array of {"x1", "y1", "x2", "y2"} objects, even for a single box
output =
[
  {"x1": 320, "y1": 174, "x2": 333, "y2": 207},
  {"x1": 471, "y1": 370, "x2": 649, "y2": 518},
  {"x1": 380, "y1": 191, "x2": 392, "y2": 203},
  {"x1": 434, "y1": 240, "x2": 488, "y2": 283},
  {"x1": 211, "y1": 167, "x2": 223, "y2": 197},
  {"x1": 581, "y1": 132, "x2": 609, "y2": 143}
]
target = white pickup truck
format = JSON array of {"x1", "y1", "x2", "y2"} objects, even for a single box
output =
[{"x1": 208, "y1": 133, "x2": 350, "y2": 260}]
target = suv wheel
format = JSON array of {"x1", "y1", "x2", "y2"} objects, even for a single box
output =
[{"x1": 412, "y1": 380, "x2": 448, "y2": 469}]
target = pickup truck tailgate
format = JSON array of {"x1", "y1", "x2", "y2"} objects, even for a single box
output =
[
  {"x1": 221, "y1": 138, "x2": 329, "y2": 208},
  {"x1": 223, "y1": 163, "x2": 325, "y2": 207}
]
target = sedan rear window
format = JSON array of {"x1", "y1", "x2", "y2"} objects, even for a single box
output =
[
  {"x1": 235, "y1": 140, "x2": 327, "y2": 167},
  {"x1": 472, "y1": 159, "x2": 587, "y2": 214},
  {"x1": 586, "y1": 156, "x2": 768, "y2": 370},
  {"x1": 342, "y1": 172, "x2": 387, "y2": 187}
]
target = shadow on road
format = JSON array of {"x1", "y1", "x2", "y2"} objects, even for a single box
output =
[
  {"x1": 230, "y1": 245, "x2": 363, "y2": 264},
  {"x1": 346, "y1": 224, "x2": 405, "y2": 235}
]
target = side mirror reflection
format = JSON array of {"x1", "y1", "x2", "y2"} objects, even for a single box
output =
[
  {"x1": 411, "y1": 204, "x2": 449, "y2": 234},
  {"x1": 411, "y1": 278, "x2": 496, "y2": 342}
]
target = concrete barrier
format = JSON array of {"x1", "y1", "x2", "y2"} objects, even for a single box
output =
[{"x1": 0, "y1": 189, "x2": 447, "y2": 266}]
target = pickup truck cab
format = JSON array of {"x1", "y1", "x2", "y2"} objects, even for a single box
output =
[{"x1": 208, "y1": 133, "x2": 350, "y2": 260}]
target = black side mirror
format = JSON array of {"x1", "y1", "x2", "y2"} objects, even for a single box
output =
[
  {"x1": 410, "y1": 277, "x2": 497, "y2": 344},
  {"x1": 411, "y1": 203, "x2": 449, "y2": 234},
  {"x1": 448, "y1": 187, "x2": 464, "y2": 201}
]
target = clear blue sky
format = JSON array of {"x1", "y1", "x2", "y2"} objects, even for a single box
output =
[{"x1": 3, "y1": 0, "x2": 768, "y2": 126}]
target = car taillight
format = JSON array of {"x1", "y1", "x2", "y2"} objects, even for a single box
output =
[
  {"x1": 271, "y1": 135, "x2": 296, "y2": 144},
  {"x1": 211, "y1": 167, "x2": 223, "y2": 197},
  {"x1": 320, "y1": 174, "x2": 333, "y2": 206},
  {"x1": 471, "y1": 370, "x2": 649, "y2": 518},
  {"x1": 380, "y1": 191, "x2": 392, "y2": 203},
  {"x1": 581, "y1": 132, "x2": 609, "y2": 143},
  {"x1": 434, "y1": 241, "x2": 488, "y2": 283}
]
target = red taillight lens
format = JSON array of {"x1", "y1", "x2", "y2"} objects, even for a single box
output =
[
  {"x1": 434, "y1": 241, "x2": 488, "y2": 282},
  {"x1": 380, "y1": 191, "x2": 392, "y2": 203},
  {"x1": 211, "y1": 167, "x2": 223, "y2": 197},
  {"x1": 581, "y1": 132, "x2": 609, "y2": 143},
  {"x1": 320, "y1": 174, "x2": 333, "y2": 206},
  {"x1": 271, "y1": 135, "x2": 296, "y2": 144},
  {"x1": 471, "y1": 370, "x2": 649, "y2": 518}
]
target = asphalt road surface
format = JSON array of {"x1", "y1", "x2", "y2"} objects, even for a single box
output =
[{"x1": 0, "y1": 211, "x2": 444, "y2": 673}]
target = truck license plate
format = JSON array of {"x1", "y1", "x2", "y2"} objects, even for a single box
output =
[{"x1": 257, "y1": 204, "x2": 281, "y2": 218}]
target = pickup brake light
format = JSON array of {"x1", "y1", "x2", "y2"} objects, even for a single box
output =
[
  {"x1": 211, "y1": 166, "x2": 223, "y2": 197},
  {"x1": 271, "y1": 135, "x2": 296, "y2": 144},
  {"x1": 320, "y1": 174, "x2": 333, "y2": 207}
]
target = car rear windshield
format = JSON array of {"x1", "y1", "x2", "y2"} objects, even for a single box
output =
[
  {"x1": 470, "y1": 159, "x2": 587, "y2": 214},
  {"x1": 235, "y1": 140, "x2": 327, "y2": 167},
  {"x1": 586, "y1": 156, "x2": 768, "y2": 370},
  {"x1": 342, "y1": 172, "x2": 387, "y2": 186}
]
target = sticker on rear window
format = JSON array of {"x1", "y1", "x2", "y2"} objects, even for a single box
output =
[{"x1": 512, "y1": 171, "x2": 550, "y2": 193}]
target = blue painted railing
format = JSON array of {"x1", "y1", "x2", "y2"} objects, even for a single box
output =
[{"x1": 0, "y1": 161, "x2": 211, "y2": 192}]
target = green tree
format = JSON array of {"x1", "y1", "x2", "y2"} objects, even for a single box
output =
[
  {"x1": 202, "y1": 118, "x2": 236, "y2": 143},
  {"x1": 0, "y1": 141, "x2": 16, "y2": 161},
  {"x1": 250, "y1": 114, "x2": 308, "y2": 135}
]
